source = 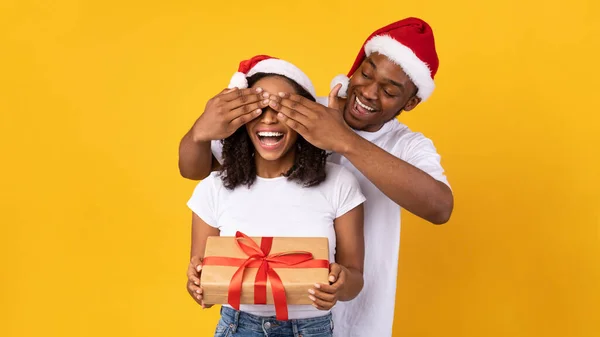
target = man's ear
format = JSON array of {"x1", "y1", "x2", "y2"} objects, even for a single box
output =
[{"x1": 403, "y1": 96, "x2": 422, "y2": 112}]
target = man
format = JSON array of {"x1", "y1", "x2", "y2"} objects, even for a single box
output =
[{"x1": 181, "y1": 17, "x2": 453, "y2": 336}]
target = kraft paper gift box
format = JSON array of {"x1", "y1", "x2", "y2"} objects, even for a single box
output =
[{"x1": 200, "y1": 231, "x2": 330, "y2": 320}]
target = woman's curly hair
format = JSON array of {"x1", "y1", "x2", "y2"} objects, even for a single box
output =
[{"x1": 219, "y1": 73, "x2": 328, "y2": 190}]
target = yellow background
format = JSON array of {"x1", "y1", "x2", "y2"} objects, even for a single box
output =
[{"x1": 1, "y1": 0, "x2": 599, "y2": 336}]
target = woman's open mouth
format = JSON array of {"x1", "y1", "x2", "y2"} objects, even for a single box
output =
[{"x1": 257, "y1": 131, "x2": 285, "y2": 150}]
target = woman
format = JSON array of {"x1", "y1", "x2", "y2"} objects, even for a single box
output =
[{"x1": 186, "y1": 55, "x2": 365, "y2": 337}]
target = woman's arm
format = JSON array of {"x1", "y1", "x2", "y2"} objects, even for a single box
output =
[
  {"x1": 186, "y1": 213, "x2": 220, "y2": 308},
  {"x1": 178, "y1": 131, "x2": 221, "y2": 180},
  {"x1": 190, "y1": 212, "x2": 221, "y2": 259},
  {"x1": 309, "y1": 204, "x2": 365, "y2": 309},
  {"x1": 332, "y1": 203, "x2": 365, "y2": 301}
]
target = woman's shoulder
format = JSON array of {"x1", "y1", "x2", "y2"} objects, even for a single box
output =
[
  {"x1": 324, "y1": 162, "x2": 358, "y2": 185},
  {"x1": 322, "y1": 162, "x2": 365, "y2": 215},
  {"x1": 199, "y1": 171, "x2": 221, "y2": 184},
  {"x1": 207, "y1": 170, "x2": 221, "y2": 180},
  {"x1": 193, "y1": 171, "x2": 224, "y2": 192},
  {"x1": 325, "y1": 162, "x2": 351, "y2": 175}
]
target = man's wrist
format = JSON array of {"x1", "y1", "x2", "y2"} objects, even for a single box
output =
[
  {"x1": 191, "y1": 130, "x2": 211, "y2": 145},
  {"x1": 335, "y1": 129, "x2": 361, "y2": 156}
]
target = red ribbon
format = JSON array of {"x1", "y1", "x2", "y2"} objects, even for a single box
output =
[{"x1": 202, "y1": 231, "x2": 329, "y2": 320}]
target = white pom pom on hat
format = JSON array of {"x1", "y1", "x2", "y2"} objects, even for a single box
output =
[
  {"x1": 228, "y1": 72, "x2": 248, "y2": 90},
  {"x1": 330, "y1": 74, "x2": 350, "y2": 97},
  {"x1": 227, "y1": 55, "x2": 316, "y2": 99}
]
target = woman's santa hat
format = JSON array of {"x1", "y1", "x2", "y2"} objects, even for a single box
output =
[
  {"x1": 331, "y1": 17, "x2": 439, "y2": 102},
  {"x1": 228, "y1": 55, "x2": 316, "y2": 99}
]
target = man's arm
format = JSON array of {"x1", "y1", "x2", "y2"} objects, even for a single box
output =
[
  {"x1": 178, "y1": 130, "x2": 220, "y2": 180},
  {"x1": 270, "y1": 88, "x2": 453, "y2": 224},
  {"x1": 178, "y1": 87, "x2": 268, "y2": 180},
  {"x1": 340, "y1": 132, "x2": 453, "y2": 224}
]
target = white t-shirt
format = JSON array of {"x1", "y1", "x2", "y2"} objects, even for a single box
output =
[
  {"x1": 211, "y1": 114, "x2": 450, "y2": 336},
  {"x1": 187, "y1": 162, "x2": 365, "y2": 320}
]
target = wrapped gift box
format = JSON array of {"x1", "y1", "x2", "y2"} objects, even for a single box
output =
[{"x1": 200, "y1": 231, "x2": 330, "y2": 319}]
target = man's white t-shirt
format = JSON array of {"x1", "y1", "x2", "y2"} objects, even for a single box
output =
[
  {"x1": 211, "y1": 116, "x2": 450, "y2": 336},
  {"x1": 187, "y1": 162, "x2": 365, "y2": 320}
]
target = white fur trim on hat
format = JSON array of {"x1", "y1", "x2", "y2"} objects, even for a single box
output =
[
  {"x1": 365, "y1": 35, "x2": 435, "y2": 101},
  {"x1": 228, "y1": 72, "x2": 248, "y2": 89},
  {"x1": 247, "y1": 59, "x2": 316, "y2": 99},
  {"x1": 330, "y1": 74, "x2": 349, "y2": 98}
]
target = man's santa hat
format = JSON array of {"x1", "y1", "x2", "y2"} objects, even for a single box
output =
[
  {"x1": 228, "y1": 55, "x2": 316, "y2": 99},
  {"x1": 331, "y1": 17, "x2": 439, "y2": 102}
]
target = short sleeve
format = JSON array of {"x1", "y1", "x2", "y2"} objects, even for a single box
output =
[
  {"x1": 333, "y1": 167, "x2": 366, "y2": 218},
  {"x1": 397, "y1": 134, "x2": 451, "y2": 189},
  {"x1": 211, "y1": 140, "x2": 224, "y2": 164},
  {"x1": 186, "y1": 173, "x2": 220, "y2": 228}
]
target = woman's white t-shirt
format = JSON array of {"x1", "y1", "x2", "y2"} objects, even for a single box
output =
[{"x1": 187, "y1": 162, "x2": 366, "y2": 319}]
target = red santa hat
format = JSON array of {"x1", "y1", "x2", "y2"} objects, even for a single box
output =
[
  {"x1": 228, "y1": 55, "x2": 316, "y2": 99},
  {"x1": 331, "y1": 17, "x2": 439, "y2": 102}
]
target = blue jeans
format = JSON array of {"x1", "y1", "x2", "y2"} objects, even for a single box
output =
[{"x1": 214, "y1": 306, "x2": 334, "y2": 337}]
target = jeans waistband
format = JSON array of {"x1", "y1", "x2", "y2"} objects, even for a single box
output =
[{"x1": 220, "y1": 306, "x2": 333, "y2": 335}]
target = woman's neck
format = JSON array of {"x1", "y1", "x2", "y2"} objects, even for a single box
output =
[{"x1": 254, "y1": 149, "x2": 296, "y2": 178}]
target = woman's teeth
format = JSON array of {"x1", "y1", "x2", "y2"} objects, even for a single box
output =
[
  {"x1": 356, "y1": 97, "x2": 375, "y2": 112},
  {"x1": 257, "y1": 131, "x2": 283, "y2": 137},
  {"x1": 257, "y1": 131, "x2": 284, "y2": 145}
]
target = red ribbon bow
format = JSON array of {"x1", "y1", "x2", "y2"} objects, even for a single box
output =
[{"x1": 202, "y1": 231, "x2": 329, "y2": 320}]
